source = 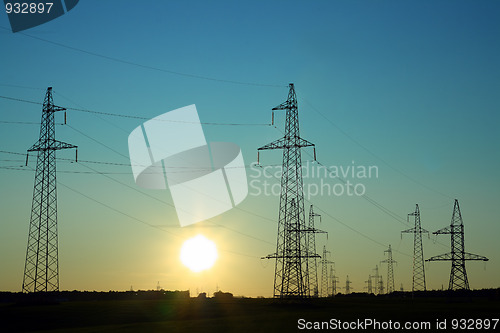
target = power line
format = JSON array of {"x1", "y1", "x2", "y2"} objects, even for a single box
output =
[
  {"x1": 66, "y1": 160, "x2": 276, "y2": 247},
  {"x1": 0, "y1": 26, "x2": 285, "y2": 88},
  {"x1": 0, "y1": 120, "x2": 56, "y2": 125},
  {"x1": 270, "y1": 123, "x2": 410, "y2": 228},
  {"x1": 256, "y1": 163, "x2": 411, "y2": 258},
  {"x1": 0, "y1": 83, "x2": 45, "y2": 90},
  {"x1": 56, "y1": 176, "x2": 260, "y2": 259},
  {"x1": 269, "y1": 125, "x2": 450, "y2": 252},
  {"x1": 297, "y1": 93, "x2": 454, "y2": 200},
  {"x1": 0, "y1": 94, "x2": 272, "y2": 126}
]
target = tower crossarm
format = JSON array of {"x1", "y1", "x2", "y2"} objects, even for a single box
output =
[
  {"x1": 303, "y1": 226, "x2": 327, "y2": 234},
  {"x1": 426, "y1": 252, "x2": 453, "y2": 261},
  {"x1": 432, "y1": 225, "x2": 453, "y2": 235},
  {"x1": 401, "y1": 227, "x2": 429, "y2": 235},
  {"x1": 272, "y1": 92, "x2": 297, "y2": 110},
  {"x1": 380, "y1": 258, "x2": 397, "y2": 264},
  {"x1": 28, "y1": 139, "x2": 78, "y2": 152},
  {"x1": 262, "y1": 254, "x2": 321, "y2": 259},
  {"x1": 258, "y1": 136, "x2": 315, "y2": 151},
  {"x1": 463, "y1": 253, "x2": 488, "y2": 261},
  {"x1": 427, "y1": 252, "x2": 488, "y2": 262}
]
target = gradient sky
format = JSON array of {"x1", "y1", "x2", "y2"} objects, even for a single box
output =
[{"x1": 0, "y1": 0, "x2": 499, "y2": 297}]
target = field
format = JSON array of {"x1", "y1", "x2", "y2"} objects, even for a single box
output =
[{"x1": 1, "y1": 290, "x2": 499, "y2": 332}]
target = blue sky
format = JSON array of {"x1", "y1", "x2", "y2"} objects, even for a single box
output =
[{"x1": 0, "y1": 0, "x2": 499, "y2": 296}]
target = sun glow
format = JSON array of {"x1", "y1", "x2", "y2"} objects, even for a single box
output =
[{"x1": 180, "y1": 235, "x2": 218, "y2": 272}]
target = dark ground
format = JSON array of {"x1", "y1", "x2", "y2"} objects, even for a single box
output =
[{"x1": 0, "y1": 289, "x2": 499, "y2": 332}]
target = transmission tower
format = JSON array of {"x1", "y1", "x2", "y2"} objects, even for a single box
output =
[
  {"x1": 320, "y1": 245, "x2": 333, "y2": 297},
  {"x1": 345, "y1": 275, "x2": 351, "y2": 294},
  {"x1": 328, "y1": 266, "x2": 334, "y2": 296},
  {"x1": 22, "y1": 87, "x2": 77, "y2": 293},
  {"x1": 402, "y1": 204, "x2": 429, "y2": 292},
  {"x1": 372, "y1": 265, "x2": 380, "y2": 295},
  {"x1": 381, "y1": 244, "x2": 396, "y2": 294},
  {"x1": 331, "y1": 269, "x2": 339, "y2": 297},
  {"x1": 259, "y1": 83, "x2": 316, "y2": 298},
  {"x1": 365, "y1": 275, "x2": 373, "y2": 294},
  {"x1": 378, "y1": 276, "x2": 384, "y2": 295},
  {"x1": 426, "y1": 199, "x2": 488, "y2": 290},
  {"x1": 304, "y1": 205, "x2": 327, "y2": 297}
]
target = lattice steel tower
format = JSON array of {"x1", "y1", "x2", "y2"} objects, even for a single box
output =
[
  {"x1": 372, "y1": 265, "x2": 381, "y2": 295},
  {"x1": 320, "y1": 245, "x2": 333, "y2": 297},
  {"x1": 402, "y1": 204, "x2": 428, "y2": 292},
  {"x1": 381, "y1": 244, "x2": 396, "y2": 293},
  {"x1": 22, "y1": 87, "x2": 77, "y2": 293},
  {"x1": 331, "y1": 267, "x2": 339, "y2": 297},
  {"x1": 305, "y1": 205, "x2": 326, "y2": 297},
  {"x1": 378, "y1": 276, "x2": 384, "y2": 294},
  {"x1": 345, "y1": 275, "x2": 351, "y2": 294},
  {"x1": 259, "y1": 83, "x2": 316, "y2": 298},
  {"x1": 427, "y1": 199, "x2": 488, "y2": 290},
  {"x1": 365, "y1": 275, "x2": 373, "y2": 294}
]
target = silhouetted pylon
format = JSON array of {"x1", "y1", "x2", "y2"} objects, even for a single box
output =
[
  {"x1": 402, "y1": 204, "x2": 429, "y2": 292},
  {"x1": 22, "y1": 87, "x2": 77, "y2": 293},
  {"x1": 259, "y1": 83, "x2": 317, "y2": 298},
  {"x1": 426, "y1": 199, "x2": 488, "y2": 290},
  {"x1": 365, "y1": 274, "x2": 373, "y2": 294},
  {"x1": 304, "y1": 205, "x2": 327, "y2": 297},
  {"x1": 331, "y1": 269, "x2": 339, "y2": 297},
  {"x1": 345, "y1": 275, "x2": 352, "y2": 294},
  {"x1": 320, "y1": 245, "x2": 334, "y2": 297},
  {"x1": 378, "y1": 275, "x2": 384, "y2": 294},
  {"x1": 372, "y1": 265, "x2": 381, "y2": 295},
  {"x1": 381, "y1": 244, "x2": 396, "y2": 293}
]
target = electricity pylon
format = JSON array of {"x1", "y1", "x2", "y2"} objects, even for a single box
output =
[
  {"x1": 402, "y1": 204, "x2": 429, "y2": 292},
  {"x1": 22, "y1": 87, "x2": 77, "y2": 293},
  {"x1": 365, "y1": 275, "x2": 373, "y2": 294},
  {"x1": 378, "y1": 276, "x2": 384, "y2": 295},
  {"x1": 331, "y1": 269, "x2": 339, "y2": 297},
  {"x1": 372, "y1": 265, "x2": 380, "y2": 295},
  {"x1": 427, "y1": 199, "x2": 488, "y2": 290},
  {"x1": 305, "y1": 205, "x2": 327, "y2": 297},
  {"x1": 345, "y1": 275, "x2": 352, "y2": 294},
  {"x1": 259, "y1": 83, "x2": 317, "y2": 298},
  {"x1": 320, "y1": 245, "x2": 334, "y2": 297},
  {"x1": 381, "y1": 244, "x2": 396, "y2": 293}
]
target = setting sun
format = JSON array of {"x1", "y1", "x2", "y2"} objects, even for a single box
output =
[{"x1": 180, "y1": 235, "x2": 218, "y2": 272}]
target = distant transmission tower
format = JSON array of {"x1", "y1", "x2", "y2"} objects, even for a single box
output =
[
  {"x1": 320, "y1": 245, "x2": 333, "y2": 297},
  {"x1": 378, "y1": 276, "x2": 384, "y2": 295},
  {"x1": 365, "y1": 275, "x2": 373, "y2": 294},
  {"x1": 305, "y1": 205, "x2": 327, "y2": 297},
  {"x1": 328, "y1": 266, "x2": 334, "y2": 296},
  {"x1": 345, "y1": 275, "x2": 351, "y2": 294},
  {"x1": 331, "y1": 269, "x2": 339, "y2": 297},
  {"x1": 372, "y1": 265, "x2": 380, "y2": 295},
  {"x1": 22, "y1": 87, "x2": 77, "y2": 293},
  {"x1": 259, "y1": 83, "x2": 316, "y2": 298},
  {"x1": 427, "y1": 199, "x2": 489, "y2": 290},
  {"x1": 381, "y1": 244, "x2": 396, "y2": 293},
  {"x1": 402, "y1": 204, "x2": 429, "y2": 292}
]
